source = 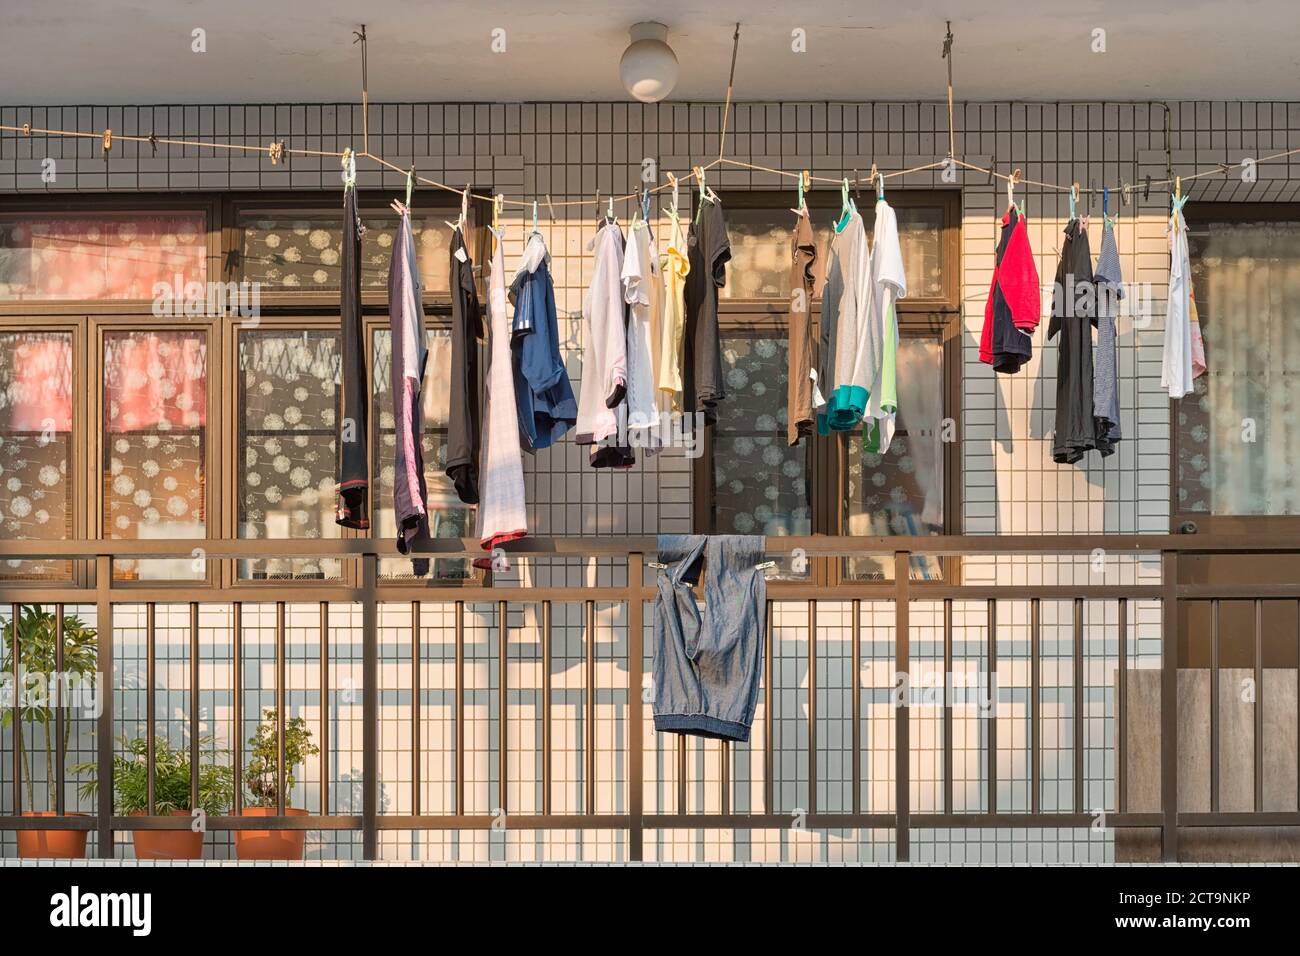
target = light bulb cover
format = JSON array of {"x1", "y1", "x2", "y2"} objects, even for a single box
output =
[{"x1": 619, "y1": 21, "x2": 678, "y2": 104}]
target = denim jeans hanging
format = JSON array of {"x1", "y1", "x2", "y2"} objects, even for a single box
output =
[{"x1": 652, "y1": 534, "x2": 767, "y2": 742}]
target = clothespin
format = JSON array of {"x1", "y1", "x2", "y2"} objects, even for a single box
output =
[
  {"x1": 446, "y1": 184, "x2": 470, "y2": 232},
  {"x1": 640, "y1": 186, "x2": 652, "y2": 224},
  {"x1": 607, "y1": 194, "x2": 615, "y2": 221},
  {"x1": 1172, "y1": 175, "x2": 1183, "y2": 232},
  {"x1": 492, "y1": 193, "x2": 503, "y2": 233},
  {"x1": 1005, "y1": 168, "x2": 1021, "y2": 213},
  {"x1": 1069, "y1": 182, "x2": 1079, "y2": 221},
  {"x1": 268, "y1": 141, "x2": 284, "y2": 165},
  {"x1": 149, "y1": 134, "x2": 159, "y2": 157},
  {"x1": 101, "y1": 128, "x2": 113, "y2": 158},
  {"x1": 792, "y1": 169, "x2": 808, "y2": 216},
  {"x1": 834, "y1": 177, "x2": 852, "y2": 232},
  {"x1": 1103, "y1": 186, "x2": 1109, "y2": 217},
  {"x1": 1122, "y1": 182, "x2": 1132, "y2": 207},
  {"x1": 875, "y1": 165, "x2": 885, "y2": 201},
  {"x1": 1143, "y1": 175, "x2": 1151, "y2": 201},
  {"x1": 405, "y1": 165, "x2": 415, "y2": 208},
  {"x1": 987, "y1": 155, "x2": 997, "y2": 185},
  {"x1": 532, "y1": 200, "x2": 539, "y2": 233},
  {"x1": 340, "y1": 147, "x2": 356, "y2": 188}
]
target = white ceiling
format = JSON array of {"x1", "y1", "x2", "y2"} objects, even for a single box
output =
[{"x1": 2, "y1": 0, "x2": 1297, "y2": 104}]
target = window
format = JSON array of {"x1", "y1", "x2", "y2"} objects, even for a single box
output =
[
  {"x1": 0, "y1": 211, "x2": 206, "y2": 301},
  {"x1": 103, "y1": 329, "x2": 208, "y2": 581},
  {"x1": 0, "y1": 330, "x2": 74, "y2": 580},
  {"x1": 698, "y1": 190, "x2": 960, "y2": 582},
  {"x1": 1179, "y1": 205, "x2": 1300, "y2": 523},
  {"x1": 234, "y1": 207, "x2": 452, "y2": 294},
  {"x1": 237, "y1": 328, "x2": 342, "y2": 580}
]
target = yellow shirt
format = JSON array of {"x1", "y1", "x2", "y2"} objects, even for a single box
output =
[{"x1": 657, "y1": 212, "x2": 690, "y2": 407}]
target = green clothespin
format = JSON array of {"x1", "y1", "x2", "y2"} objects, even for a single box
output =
[
  {"x1": 834, "y1": 178, "x2": 852, "y2": 233},
  {"x1": 405, "y1": 166, "x2": 415, "y2": 208}
]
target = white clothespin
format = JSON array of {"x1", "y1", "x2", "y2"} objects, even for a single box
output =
[{"x1": 341, "y1": 147, "x2": 356, "y2": 188}]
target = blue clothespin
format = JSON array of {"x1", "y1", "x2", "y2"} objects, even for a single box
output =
[{"x1": 640, "y1": 186, "x2": 652, "y2": 223}]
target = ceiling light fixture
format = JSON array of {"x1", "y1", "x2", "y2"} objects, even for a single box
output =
[{"x1": 619, "y1": 21, "x2": 679, "y2": 103}]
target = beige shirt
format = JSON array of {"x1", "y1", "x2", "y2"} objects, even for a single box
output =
[{"x1": 657, "y1": 211, "x2": 690, "y2": 407}]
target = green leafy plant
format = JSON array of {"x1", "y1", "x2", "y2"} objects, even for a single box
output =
[
  {"x1": 244, "y1": 708, "x2": 319, "y2": 808},
  {"x1": 72, "y1": 735, "x2": 234, "y2": 815},
  {"x1": 1, "y1": 604, "x2": 98, "y2": 809}
]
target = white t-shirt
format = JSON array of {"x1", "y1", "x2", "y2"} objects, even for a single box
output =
[
  {"x1": 576, "y1": 220, "x2": 628, "y2": 444},
  {"x1": 621, "y1": 221, "x2": 660, "y2": 435},
  {"x1": 864, "y1": 199, "x2": 909, "y2": 452},
  {"x1": 1162, "y1": 207, "x2": 1194, "y2": 399}
]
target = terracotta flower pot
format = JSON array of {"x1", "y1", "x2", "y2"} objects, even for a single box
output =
[
  {"x1": 234, "y1": 806, "x2": 308, "y2": 860},
  {"x1": 16, "y1": 811, "x2": 90, "y2": 859},
  {"x1": 130, "y1": 810, "x2": 204, "y2": 860}
]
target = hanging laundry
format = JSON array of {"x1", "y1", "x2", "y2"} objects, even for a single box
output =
[
  {"x1": 335, "y1": 181, "x2": 369, "y2": 529},
  {"x1": 1189, "y1": 287, "x2": 1207, "y2": 380},
  {"x1": 787, "y1": 210, "x2": 818, "y2": 446},
  {"x1": 576, "y1": 215, "x2": 633, "y2": 468},
  {"x1": 814, "y1": 239, "x2": 842, "y2": 434},
  {"x1": 1048, "y1": 217, "x2": 1097, "y2": 464},
  {"x1": 445, "y1": 225, "x2": 483, "y2": 504},
  {"x1": 682, "y1": 198, "x2": 732, "y2": 425},
  {"x1": 980, "y1": 206, "x2": 1041, "y2": 374},
  {"x1": 1092, "y1": 220, "x2": 1125, "y2": 456},
  {"x1": 822, "y1": 205, "x2": 871, "y2": 432},
  {"x1": 863, "y1": 197, "x2": 908, "y2": 454},
  {"x1": 387, "y1": 201, "x2": 430, "y2": 575},
  {"x1": 657, "y1": 209, "x2": 690, "y2": 408},
  {"x1": 622, "y1": 214, "x2": 661, "y2": 439},
  {"x1": 1162, "y1": 198, "x2": 1195, "y2": 398},
  {"x1": 652, "y1": 534, "x2": 767, "y2": 742},
  {"x1": 509, "y1": 229, "x2": 577, "y2": 451},
  {"x1": 473, "y1": 230, "x2": 528, "y2": 569}
]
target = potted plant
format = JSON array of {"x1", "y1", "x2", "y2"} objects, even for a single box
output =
[
  {"x1": 236, "y1": 708, "x2": 319, "y2": 860},
  {"x1": 73, "y1": 735, "x2": 233, "y2": 859},
  {"x1": 1, "y1": 604, "x2": 98, "y2": 859}
]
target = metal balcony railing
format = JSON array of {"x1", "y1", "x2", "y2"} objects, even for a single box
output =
[{"x1": 2, "y1": 533, "x2": 1299, "y2": 862}]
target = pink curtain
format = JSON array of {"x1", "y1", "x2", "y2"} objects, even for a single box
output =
[
  {"x1": 105, "y1": 332, "x2": 207, "y2": 432},
  {"x1": 3, "y1": 335, "x2": 72, "y2": 432}
]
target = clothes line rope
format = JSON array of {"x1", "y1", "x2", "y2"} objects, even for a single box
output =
[{"x1": 2, "y1": 19, "x2": 1298, "y2": 208}]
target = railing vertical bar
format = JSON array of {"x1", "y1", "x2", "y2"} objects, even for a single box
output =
[
  {"x1": 851, "y1": 598, "x2": 861, "y2": 816},
  {"x1": 361, "y1": 553, "x2": 379, "y2": 859},
  {"x1": 1296, "y1": 599, "x2": 1299, "y2": 816},
  {"x1": 95, "y1": 556, "x2": 114, "y2": 858},
  {"x1": 764, "y1": 600, "x2": 774, "y2": 816},
  {"x1": 1074, "y1": 596, "x2": 1084, "y2": 815},
  {"x1": 807, "y1": 598, "x2": 817, "y2": 817},
  {"x1": 1210, "y1": 598, "x2": 1220, "y2": 813},
  {"x1": 10, "y1": 602, "x2": 21, "y2": 817},
  {"x1": 189, "y1": 601, "x2": 200, "y2": 813},
  {"x1": 626, "y1": 553, "x2": 644, "y2": 862},
  {"x1": 1117, "y1": 597, "x2": 1127, "y2": 814},
  {"x1": 1254, "y1": 598, "x2": 1264, "y2": 813},
  {"x1": 54, "y1": 604, "x2": 65, "y2": 817},
  {"x1": 943, "y1": 597, "x2": 954, "y2": 816},
  {"x1": 233, "y1": 602, "x2": 243, "y2": 815},
  {"x1": 541, "y1": 599, "x2": 553, "y2": 817},
  {"x1": 275, "y1": 601, "x2": 286, "y2": 816},
  {"x1": 411, "y1": 600, "x2": 421, "y2": 819},
  {"x1": 1160, "y1": 550, "x2": 1179, "y2": 862},
  {"x1": 987, "y1": 598, "x2": 997, "y2": 815},
  {"x1": 720, "y1": 740, "x2": 730, "y2": 815},
  {"x1": 319, "y1": 601, "x2": 328, "y2": 816},
  {"x1": 894, "y1": 551, "x2": 911, "y2": 862},
  {"x1": 677, "y1": 734, "x2": 687, "y2": 815},
  {"x1": 146, "y1": 601, "x2": 156, "y2": 815},
  {"x1": 454, "y1": 600, "x2": 464, "y2": 815},
  {"x1": 498, "y1": 598, "x2": 509, "y2": 816},
  {"x1": 584, "y1": 599, "x2": 595, "y2": 815},
  {"x1": 1031, "y1": 597, "x2": 1041, "y2": 816}
]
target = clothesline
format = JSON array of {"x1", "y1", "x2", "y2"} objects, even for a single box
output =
[{"x1": 2, "y1": 17, "x2": 1299, "y2": 210}]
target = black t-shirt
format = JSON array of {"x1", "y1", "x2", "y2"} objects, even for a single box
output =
[
  {"x1": 445, "y1": 228, "x2": 482, "y2": 503},
  {"x1": 682, "y1": 199, "x2": 731, "y2": 426},
  {"x1": 1048, "y1": 219, "x2": 1097, "y2": 464}
]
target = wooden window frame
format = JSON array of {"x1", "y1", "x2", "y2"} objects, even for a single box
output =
[
  {"x1": 0, "y1": 190, "x2": 490, "y2": 590},
  {"x1": 1173, "y1": 202, "x2": 1300, "y2": 536},
  {"x1": 694, "y1": 188, "x2": 962, "y2": 586}
]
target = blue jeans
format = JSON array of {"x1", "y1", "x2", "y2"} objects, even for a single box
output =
[{"x1": 653, "y1": 535, "x2": 767, "y2": 742}]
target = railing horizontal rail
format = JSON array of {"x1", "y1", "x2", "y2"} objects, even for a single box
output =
[{"x1": 4, "y1": 533, "x2": 1300, "y2": 559}]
